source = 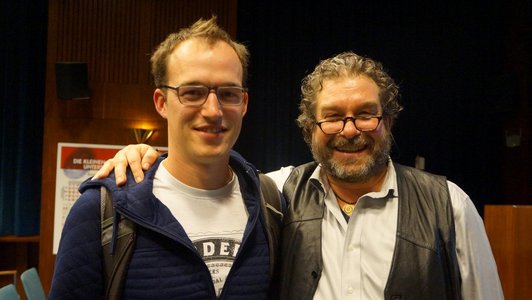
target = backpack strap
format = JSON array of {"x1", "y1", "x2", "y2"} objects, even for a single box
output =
[
  {"x1": 100, "y1": 186, "x2": 136, "y2": 300},
  {"x1": 258, "y1": 173, "x2": 284, "y2": 278}
]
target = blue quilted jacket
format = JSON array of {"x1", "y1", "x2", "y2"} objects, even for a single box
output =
[{"x1": 49, "y1": 151, "x2": 271, "y2": 299}]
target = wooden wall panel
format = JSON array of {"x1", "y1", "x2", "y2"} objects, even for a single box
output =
[
  {"x1": 56, "y1": 0, "x2": 143, "y2": 83},
  {"x1": 484, "y1": 205, "x2": 532, "y2": 300},
  {"x1": 54, "y1": 0, "x2": 237, "y2": 85},
  {"x1": 39, "y1": 0, "x2": 238, "y2": 293}
]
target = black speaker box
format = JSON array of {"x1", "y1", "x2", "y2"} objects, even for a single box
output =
[{"x1": 55, "y1": 62, "x2": 90, "y2": 100}]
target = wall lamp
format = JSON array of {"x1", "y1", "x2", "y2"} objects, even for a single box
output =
[{"x1": 132, "y1": 128, "x2": 156, "y2": 144}]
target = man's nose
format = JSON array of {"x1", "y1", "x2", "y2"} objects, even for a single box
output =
[
  {"x1": 201, "y1": 92, "x2": 223, "y2": 117},
  {"x1": 340, "y1": 119, "x2": 361, "y2": 139}
]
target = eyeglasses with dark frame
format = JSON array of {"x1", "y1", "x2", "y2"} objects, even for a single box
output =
[
  {"x1": 315, "y1": 115, "x2": 383, "y2": 134},
  {"x1": 158, "y1": 85, "x2": 248, "y2": 107}
]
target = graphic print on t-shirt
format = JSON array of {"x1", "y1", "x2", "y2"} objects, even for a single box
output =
[{"x1": 193, "y1": 235, "x2": 242, "y2": 293}]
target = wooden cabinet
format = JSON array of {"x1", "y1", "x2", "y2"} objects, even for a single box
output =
[{"x1": 484, "y1": 205, "x2": 532, "y2": 300}]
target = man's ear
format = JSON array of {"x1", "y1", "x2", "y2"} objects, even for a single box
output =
[
  {"x1": 383, "y1": 116, "x2": 394, "y2": 131},
  {"x1": 241, "y1": 92, "x2": 249, "y2": 116},
  {"x1": 153, "y1": 89, "x2": 167, "y2": 119}
]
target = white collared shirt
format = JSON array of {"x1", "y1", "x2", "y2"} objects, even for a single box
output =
[{"x1": 267, "y1": 162, "x2": 504, "y2": 300}]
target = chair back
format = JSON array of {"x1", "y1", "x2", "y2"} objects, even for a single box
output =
[
  {"x1": 20, "y1": 268, "x2": 46, "y2": 300},
  {"x1": 0, "y1": 283, "x2": 19, "y2": 300}
]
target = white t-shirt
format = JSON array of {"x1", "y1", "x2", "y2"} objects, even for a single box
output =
[{"x1": 153, "y1": 161, "x2": 248, "y2": 297}]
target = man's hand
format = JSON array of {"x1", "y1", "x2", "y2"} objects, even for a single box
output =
[{"x1": 93, "y1": 144, "x2": 161, "y2": 186}]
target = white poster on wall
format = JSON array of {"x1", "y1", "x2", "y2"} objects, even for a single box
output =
[{"x1": 52, "y1": 142, "x2": 126, "y2": 254}]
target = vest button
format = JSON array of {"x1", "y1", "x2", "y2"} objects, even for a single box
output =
[{"x1": 311, "y1": 271, "x2": 318, "y2": 278}]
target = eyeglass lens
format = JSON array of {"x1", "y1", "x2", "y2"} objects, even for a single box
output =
[
  {"x1": 320, "y1": 116, "x2": 380, "y2": 133},
  {"x1": 178, "y1": 86, "x2": 244, "y2": 106}
]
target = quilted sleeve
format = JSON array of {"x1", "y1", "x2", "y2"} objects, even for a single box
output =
[{"x1": 48, "y1": 187, "x2": 105, "y2": 299}]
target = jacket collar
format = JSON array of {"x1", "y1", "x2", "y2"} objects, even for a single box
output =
[{"x1": 80, "y1": 151, "x2": 262, "y2": 242}]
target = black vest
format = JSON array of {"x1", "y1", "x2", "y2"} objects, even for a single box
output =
[{"x1": 279, "y1": 162, "x2": 461, "y2": 300}]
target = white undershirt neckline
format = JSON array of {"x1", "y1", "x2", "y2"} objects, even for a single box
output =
[{"x1": 152, "y1": 160, "x2": 248, "y2": 297}]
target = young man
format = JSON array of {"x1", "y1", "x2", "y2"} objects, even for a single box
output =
[
  {"x1": 96, "y1": 52, "x2": 504, "y2": 299},
  {"x1": 50, "y1": 17, "x2": 277, "y2": 299}
]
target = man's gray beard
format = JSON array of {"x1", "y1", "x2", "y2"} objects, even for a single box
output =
[{"x1": 311, "y1": 133, "x2": 392, "y2": 183}]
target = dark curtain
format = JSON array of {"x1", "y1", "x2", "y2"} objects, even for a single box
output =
[
  {"x1": 0, "y1": 1, "x2": 47, "y2": 235},
  {"x1": 0, "y1": 0, "x2": 513, "y2": 232},
  {"x1": 235, "y1": 1, "x2": 509, "y2": 213}
]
